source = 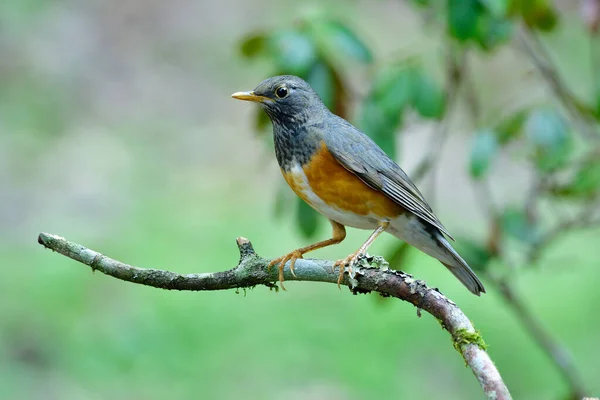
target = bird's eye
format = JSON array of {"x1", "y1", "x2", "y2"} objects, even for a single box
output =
[{"x1": 275, "y1": 86, "x2": 289, "y2": 98}]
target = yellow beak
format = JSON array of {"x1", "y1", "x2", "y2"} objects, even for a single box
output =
[{"x1": 231, "y1": 91, "x2": 271, "y2": 103}]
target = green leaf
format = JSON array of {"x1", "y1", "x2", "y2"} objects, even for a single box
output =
[
  {"x1": 296, "y1": 198, "x2": 320, "y2": 238},
  {"x1": 239, "y1": 33, "x2": 267, "y2": 58},
  {"x1": 357, "y1": 65, "x2": 444, "y2": 159},
  {"x1": 411, "y1": 0, "x2": 431, "y2": 6},
  {"x1": 359, "y1": 97, "x2": 400, "y2": 159},
  {"x1": 474, "y1": 14, "x2": 514, "y2": 51},
  {"x1": 372, "y1": 64, "x2": 418, "y2": 120},
  {"x1": 521, "y1": 0, "x2": 558, "y2": 31},
  {"x1": 452, "y1": 238, "x2": 494, "y2": 272},
  {"x1": 312, "y1": 20, "x2": 373, "y2": 64},
  {"x1": 306, "y1": 62, "x2": 335, "y2": 110},
  {"x1": 479, "y1": 0, "x2": 509, "y2": 17},
  {"x1": 413, "y1": 70, "x2": 446, "y2": 119},
  {"x1": 569, "y1": 162, "x2": 600, "y2": 197},
  {"x1": 469, "y1": 129, "x2": 498, "y2": 179},
  {"x1": 494, "y1": 108, "x2": 528, "y2": 144},
  {"x1": 501, "y1": 208, "x2": 540, "y2": 244},
  {"x1": 525, "y1": 108, "x2": 572, "y2": 171},
  {"x1": 557, "y1": 159, "x2": 600, "y2": 198},
  {"x1": 269, "y1": 30, "x2": 317, "y2": 75},
  {"x1": 447, "y1": 0, "x2": 482, "y2": 41}
]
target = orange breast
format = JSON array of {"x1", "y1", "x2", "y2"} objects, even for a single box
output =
[{"x1": 282, "y1": 141, "x2": 405, "y2": 218}]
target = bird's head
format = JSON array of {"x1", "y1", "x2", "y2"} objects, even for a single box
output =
[{"x1": 231, "y1": 75, "x2": 326, "y2": 127}]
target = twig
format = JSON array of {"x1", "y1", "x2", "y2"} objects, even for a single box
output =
[
  {"x1": 37, "y1": 232, "x2": 511, "y2": 400},
  {"x1": 528, "y1": 198, "x2": 600, "y2": 263},
  {"x1": 516, "y1": 26, "x2": 600, "y2": 141},
  {"x1": 464, "y1": 68, "x2": 500, "y2": 224},
  {"x1": 412, "y1": 46, "x2": 466, "y2": 191},
  {"x1": 462, "y1": 57, "x2": 590, "y2": 398},
  {"x1": 491, "y1": 277, "x2": 587, "y2": 400}
]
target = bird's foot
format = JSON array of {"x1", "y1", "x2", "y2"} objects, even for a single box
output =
[
  {"x1": 268, "y1": 250, "x2": 304, "y2": 290},
  {"x1": 333, "y1": 251, "x2": 364, "y2": 288}
]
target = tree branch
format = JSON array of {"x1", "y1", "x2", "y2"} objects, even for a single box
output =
[
  {"x1": 491, "y1": 277, "x2": 587, "y2": 400},
  {"x1": 411, "y1": 44, "x2": 466, "y2": 188},
  {"x1": 461, "y1": 59, "x2": 590, "y2": 398},
  {"x1": 38, "y1": 232, "x2": 511, "y2": 400},
  {"x1": 516, "y1": 26, "x2": 600, "y2": 142}
]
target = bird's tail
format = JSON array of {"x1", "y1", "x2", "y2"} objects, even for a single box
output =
[{"x1": 435, "y1": 233, "x2": 486, "y2": 296}]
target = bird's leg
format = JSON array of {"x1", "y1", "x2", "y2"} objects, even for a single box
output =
[
  {"x1": 269, "y1": 220, "x2": 346, "y2": 290},
  {"x1": 333, "y1": 221, "x2": 389, "y2": 287}
]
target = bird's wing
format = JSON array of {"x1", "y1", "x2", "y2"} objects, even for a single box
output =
[{"x1": 322, "y1": 117, "x2": 453, "y2": 239}]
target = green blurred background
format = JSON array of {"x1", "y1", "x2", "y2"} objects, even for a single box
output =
[{"x1": 1, "y1": 0, "x2": 599, "y2": 399}]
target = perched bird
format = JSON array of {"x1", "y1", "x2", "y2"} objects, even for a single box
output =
[{"x1": 232, "y1": 75, "x2": 485, "y2": 295}]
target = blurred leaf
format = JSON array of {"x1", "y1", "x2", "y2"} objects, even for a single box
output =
[
  {"x1": 479, "y1": 0, "x2": 509, "y2": 18},
  {"x1": 470, "y1": 129, "x2": 498, "y2": 178},
  {"x1": 452, "y1": 238, "x2": 494, "y2": 272},
  {"x1": 520, "y1": 0, "x2": 558, "y2": 31},
  {"x1": 359, "y1": 97, "x2": 399, "y2": 159},
  {"x1": 296, "y1": 198, "x2": 320, "y2": 238},
  {"x1": 495, "y1": 108, "x2": 528, "y2": 143},
  {"x1": 568, "y1": 161, "x2": 600, "y2": 197},
  {"x1": 447, "y1": 0, "x2": 482, "y2": 41},
  {"x1": 525, "y1": 108, "x2": 572, "y2": 171},
  {"x1": 357, "y1": 64, "x2": 424, "y2": 160},
  {"x1": 306, "y1": 62, "x2": 335, "y2": 110},
  {"x1": 554, "y1": 159, "x2": 600, "y2": 198},
  {"x1": 474, "y1": 14, "x2": 514, "y2": 51},
  {"x1": 501, "y1": 208, "x2": 540, "y2": 244},
  {"x1": 358, "y1": 64, "x2": 444, "y2": 158},
  {"x1": 506, "y1": 0, "x2": 520, "y2": 16},
  {"x1": 413, "y1": 70, "x2": 446, "y2": 119},
  {"x1": 269, "y1": 30, "x2": 317, "y2": 75},
  {"x1": 372, "y1": 64, "x2": 418, "y2": 120},
  {"x1": 310, "y1": 20, "x2": 373, "y2": 64},
  {"x1": 412, "y1": 0, "x2": 431, "y2": 6},
  {"x1": 239, "y1": 33, "x2": 267, "y2": 58}
]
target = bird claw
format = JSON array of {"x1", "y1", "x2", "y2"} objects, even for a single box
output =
[
  {"x1": 269, "y1": 250, "x2": 303, "y2": 290},
  {"x1": 333, "y1": 251, "x2": 363, "y2": 288}
]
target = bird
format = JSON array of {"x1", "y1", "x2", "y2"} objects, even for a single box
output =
[{"x1": 231, "y1": 75, "x2": 485, "y2": 295}]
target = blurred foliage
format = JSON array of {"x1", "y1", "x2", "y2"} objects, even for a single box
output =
[
  {"x1": 500, "y1": 207, "x2": 541, "y2": 245},
  {"x1": 239, "y1": 1, "x2": 600, "y2": 256},
  {"x1": 469, "y1": 129, "x2": 498, "y2": 178},
  {"x1": 524, "y1": 108, "x2": 572, "y2": 172},
  {"x1": 239, "y1": 3, "x2": 600, "y2": 397}
]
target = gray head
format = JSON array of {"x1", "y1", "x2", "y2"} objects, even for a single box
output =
[{"x1": 231, "y1": 75, "x2": 327, "y2": 127}]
